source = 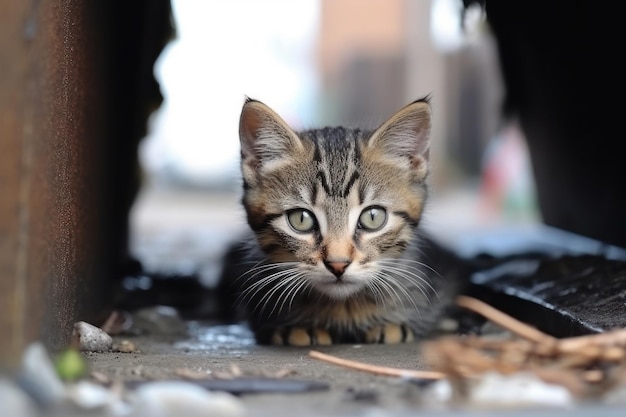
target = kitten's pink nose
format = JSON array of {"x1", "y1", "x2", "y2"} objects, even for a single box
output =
[{"x1": 324, "y1": 260, "x2": 351, "y2": 278}]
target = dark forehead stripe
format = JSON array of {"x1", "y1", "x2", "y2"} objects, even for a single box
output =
[
  {"x1": 312, "y1": 141, "x2": 322, "y2": 162},
  {"x1": 301, "y1": 127, "x2": 362, "y2": 156},
  {"x1": 316, "y1": 170, "x2": 332, "y2": 196},
  {"x1": 342, "y1": 171, "x2": 359, "y2": 198},
  {"x1": 303, "y1": 127, "x2": 363, "y2": 198},
  {"x1": 352, "y1": 134, "x2": 362, "y2": 165},
  {"x1": 310, "y1": 181, "x2": 319, "y2": 206}
]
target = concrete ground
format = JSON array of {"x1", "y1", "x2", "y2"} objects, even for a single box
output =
[
  {"x1": 108, "y1": 185, "x2": 439, "y2": 415},
  {"x1": 86, "y1": 324, "x2": 436, "y2": 416},
  {"x1": 80, "y1": 184, "x2": 625, "y2": 416},
  {"x1": 83, "y1": 321, "x2": 625, "y2": 417}
]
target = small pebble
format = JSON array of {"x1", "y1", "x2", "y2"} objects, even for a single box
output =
[
  {"x1": 73, "y1": 321, "x2": 113, "y2": 352},
  {"x1": 114, "y1": 340, "x2": 138, "y2": 353},
  {"x1": 128, "y1": 381, "x2": 245, "y2": 417},
  {"x1": 19, "y1": 342, "x2": 66, "y2": 406},
  {"x1": 469, "y1": 372, "x2": 573, "y2": 408},
  {"x1": 65, "y1": 380, "x2": 119, "y2": 410},
  {"x1": 421, "y1": 379, "x2": 453, "y2": 404},
  {"x1": 54, "y1": 348, "x2": 88, "y2": 381}
]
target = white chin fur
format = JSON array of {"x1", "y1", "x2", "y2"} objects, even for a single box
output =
[{"x1": 313, "y1": 279, "x2": 363, "y2": 300}]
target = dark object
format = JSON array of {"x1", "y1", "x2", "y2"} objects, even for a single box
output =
[
  {"x1": 446, "y1": 225, "x2": 626, "y2": 338},
  {"x1": 470, "y1": 254, "x2": 626, "y2": 338},
  {"x1": 115, "y1": 269, "x2": 218, "y2": 319},
  {"x1": 125, "y1": 378, "x2": 329, "y2": 395},
  {"x1": 346, "y1": 387, "x2": 379, "y2": 403},
  {"x1": 476, "y1": 1, "x2": 626, "y2": 248}
]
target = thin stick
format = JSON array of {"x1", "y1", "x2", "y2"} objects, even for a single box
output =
[
  {"x1": 456, "y1": 296, "x2": 557, "y2": 346},
  {"x1": 558, "y1": 328, "x2": 626, "y2": 353},
  {"x1": 309, "y1": 350, "x2": 445, "y2": 380}
]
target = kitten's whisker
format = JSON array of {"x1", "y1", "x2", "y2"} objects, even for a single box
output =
[
  {"x1": 368, "y1": 280, "x2": 385, "y2": 306},
  {"x1": 378, "y1": 258, "x2": 442, "y2": 280},
  {"x1": 257, "y1": 273, "x2": 302, "y2": 317},
  {"x1": 245, "y1": 261, "x2": 299, "y2": 274},
  {"x1": 371, "y1": 260, "x2": 433, "y2": 310},
  {"x1": 253, "y1": 279, "x2": 291, "y2": 316},
  {"x1": 382, "y1": 268, "x2": 437, "y2": 307},
  {"x1": 239, "y1": 268, "x2": 292, "y2": 298},
  {"x1": 363, "y1": 272, "x2": 387, "y2": 307},
  {"x1": 271, "y1": 273, "x2": 307, "y2": 317},
  {"x1": 380, "y1": 264, "x2": 432, "y2": 291},
  {"x1": 266, "y1": 278, "x2": 297, "y2": 318},
  {"x1": 371, "y1": 280, "x2": 391, "y2": 310},
  {"x1": 283, "y1": 276, "x2": 310, "y2": 316},
  {"x1": 238, "y1": 269, "x2": 297, "y2": 309},
  {"x1": 376, "y1": 262, "x2": 440, "y2": 301},
  {"x1": 243, "y1": 272, "x2": 289, "y2": 300},
  {"x1": 374, "y1": 272, "x2": 417, "y2": 311},
  {"x1": 234, "y1": 262, "x2": 299, "y2": 284},
  {"x1": 370, "y1": 272, "x2": 397, "y2": 304},
  {"x1": 239, "y1": 263, "x2": 298, "y2": 283},
  {"x1": 382, "y1": 273, "x2": 422, "y2": 312}
]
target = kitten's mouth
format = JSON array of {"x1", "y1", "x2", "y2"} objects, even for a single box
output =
[{"x1": 313, "y1": 275, "x2": 363, "y2": 299}]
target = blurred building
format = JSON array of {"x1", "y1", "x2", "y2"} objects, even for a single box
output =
[{"x1": 315, "y1": 0, "x2": 503, "y2": 184}]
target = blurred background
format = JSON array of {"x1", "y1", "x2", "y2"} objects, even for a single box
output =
[
  {"x1": 4, "y1": 0, "x2": 621, "y2": 368},
  {"x1": 130, "y1": 0, "x2": 540, "y2": 286}
]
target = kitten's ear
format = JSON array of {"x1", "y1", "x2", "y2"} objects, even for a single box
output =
[
  {"x1": 367, "y1": 98, "x2": 431, "y2": 178},
  {"x1": 239, "y1": 98, "x2": 304, "y2": 177}
]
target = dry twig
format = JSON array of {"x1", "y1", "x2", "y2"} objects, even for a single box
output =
[
  {"x1": 308, "y1": 350, "x2": 445, "y2": 380},
  {"x1": 421, "y1": 296, "x2": 626, "y2": 398},
  {"x1": 456, "y1": 296, "x2": 557, "y2": 346},
  {"x1": 308, "y1": 296, "x2": 626, "y2": 400},
  {"x1": 455, "y1": 296, "x2": 626, "y2": 363}
]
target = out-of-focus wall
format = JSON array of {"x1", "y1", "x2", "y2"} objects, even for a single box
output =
[{"x1": 0, "y1": 0, "x2": 171, "y2": 368}]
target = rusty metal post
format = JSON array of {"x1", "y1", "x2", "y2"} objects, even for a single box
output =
[{"x1": 0, "y1": 0, "x2": 172, "y2": 368}]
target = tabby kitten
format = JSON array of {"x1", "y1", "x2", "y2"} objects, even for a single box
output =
[{"x1": 221, "y1": 97, "x2": 452, "y2": 346}]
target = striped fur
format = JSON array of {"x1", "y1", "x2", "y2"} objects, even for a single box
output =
[{"x1": 227, "y1": 97, "x2": 447, "y2": 345}]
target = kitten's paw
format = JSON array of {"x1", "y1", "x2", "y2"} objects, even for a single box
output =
[
  {"x1": 270, "y1": 327, "x2": 332, "y2": 346},
  {"x1": 365, "y1": 324, "x2": 414, "y2": 344}
]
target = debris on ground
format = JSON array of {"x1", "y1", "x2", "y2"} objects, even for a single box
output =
[
  {"x1": 131, "y1": 305, "x2": 187, "y2": 338},
  {"x1": 126, "y1": 377, "x2": 329, "y2": 396},
  {"x1": 101, "y1": 310, "x2": 134, "y2": 336},
  {"x1": 73, "y1": 321, "x2": 114, "y2": 352},
  {"x1": 2, "y1": 308, "x2": 319, "y2": 417},
  {"x1": 129, "y1": 381, "x2": 245, "y2": 417},
  {"x1": 113, "y1": 340, "x2": 139, "y2": 353},
  {"x1": 203, "y1": 363, "x2": 297, "y2": 380},
  {"x1": 7, "y1": 296, "x2": 626, "y2": 415},
  {"x1": 167, "y1": 363, "x2": 322, "y2": 395},
  {"x1": 3, "y1": 341, "x2": 247, "y2": 417},
  {"x1": 54, "y1": 348, "x2": 89, "y2": 382},
  {"x1": 310, "y1": 295, "x2": 626, "y2": 408},
  {"x1": 424, "y1": 296, "x2": 626, "y2": 402},
  {"x1": 309, "y1": 350, "x2": 444, "y2": 380},
  {"x1": 20, "y1": 342, "x2": 67, "y2": 406}
]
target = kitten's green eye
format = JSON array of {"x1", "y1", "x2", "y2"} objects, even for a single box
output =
[
  {"x1": 358, "y1": 206, "x2": 387, "y2": 231},
  {"x1": 287, "y1": 209, "x2": 317, "y2": 233}
]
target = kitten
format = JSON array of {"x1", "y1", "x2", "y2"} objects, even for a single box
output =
[{"x1": 219, "y1": 97, "x2": 460, "y2": 346}]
